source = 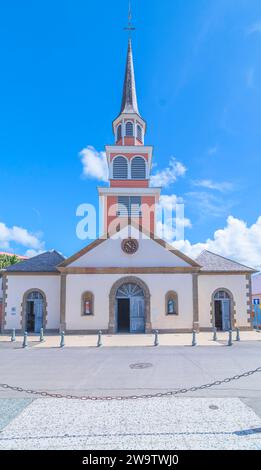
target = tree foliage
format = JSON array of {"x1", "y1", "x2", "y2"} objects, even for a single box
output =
[{"x1": 0, "y1": 254, "x2": 20, "y2": 270}]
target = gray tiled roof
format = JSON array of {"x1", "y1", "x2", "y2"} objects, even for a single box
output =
[
  {"x1": 120, "y1": 39, "x2": 140, "y2": 116},
  {"x1": 6, "y1": 250, "x2": 65, "y2": 272},
  {"x1": 196, "y1": 250, "x2": 255, "y2": 272}
]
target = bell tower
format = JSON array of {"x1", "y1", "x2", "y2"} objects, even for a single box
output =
[{"x1": 98, "y1": 17, "x2": 161, "y2": 237}]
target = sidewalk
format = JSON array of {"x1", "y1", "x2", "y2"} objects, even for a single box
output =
[{"x1": 0, "y1": 330, "x2": 260, "y2": 348}]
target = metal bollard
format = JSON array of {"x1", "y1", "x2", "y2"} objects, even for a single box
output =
[
  {"x1": 192, "y1": 330, "x2": 197, "y2": 347},
  {"x1": 22, "y1": 331, "x2": 28, "y2": 348},
  {"x1": 236, "y1": 328, "x2": 240, "y2": 342},
  {"x1": 213, "y1": 327, "x2": 217, "y2": 342},
  {"x1": 97, "y1": 330, "x2": 102, "y2": 347},
  {"x1": 39, "y1": 328, "x2": 44, "y2": 342},
  {"x1": 228, "y1": 330, "x2": 233, "y2": 346},
  {"x1": 154, "y1": 329, "x2": 159, "y2": 346},
  {"x1": 11, "y1": 328, "x2": 16, "y2": 342},
  {"x1": 60, "y1": 331, "x2": 65, "y2": 348}
]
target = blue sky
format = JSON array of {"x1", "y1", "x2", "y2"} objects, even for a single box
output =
[{"x1": 0, "y1": 0, "x2": 261, "y2": 267}]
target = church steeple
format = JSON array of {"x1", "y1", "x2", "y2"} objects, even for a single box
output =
[
  {"x1": 120, "y1": 38, "x2": 140, "y2": 116},
  {"x1": 112, "y1": 37, "x2": 146, "y2": 146},
  {"x1": 98, "y1": 5, "x2": 160, "y2": 237}
]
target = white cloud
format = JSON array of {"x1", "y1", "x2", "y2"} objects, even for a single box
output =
[
  {"x1": 156, "y1": 194, "x2": 192, "y2": 241},
  {"x1": 172, "y1": 215, "x2": 261, "y2": 269},
  {"x1": 150, "y1": 158, "x2": 187, "y2": 187},
  {"x1": 186, "y1": 191, "x2": 233, "y2": 218},
  {"x1": 192, "y1": 179, "x2": 234, "y2": 193},
  {"x1": 0, "y1": 222, "x2": 44, "y2": 255},
  {"x1": 24, "y1": 248, "x2": 44, "y2": 258},
  {"x1": 158, "y1": 194, "x2": 183, "y2": 210},
  {"x1": 80, "y1": 146, "x2": 108, "y2": 182},
  {"x1": 247, "y1": 21, "x2": 261, "y2": 35}
]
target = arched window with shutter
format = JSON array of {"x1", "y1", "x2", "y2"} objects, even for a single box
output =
[
  {"x1": 117, "y1": 124, "x2": 122, "y2": 142},
  {"x1": 125, "y1": 121, "x2": 134, "y2": 136},
  {"x1": 113, "y1": 156, "x2": 128, "y2": 179},
  {"x1": 137, "y1": 124, "x2": 143, "y2": 142},
  {"x1": 131, "y1": 156, "x2": 146, "y2": 179}
]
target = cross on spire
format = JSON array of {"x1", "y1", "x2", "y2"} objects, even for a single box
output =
[{"x1": 124, "y1": 0, "x2": 135, "y2": 37}]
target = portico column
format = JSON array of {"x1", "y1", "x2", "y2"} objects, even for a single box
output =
[
  {"x1": 60, "y1": 273, "x2": 67, "y2": 332},
  {"x1": 192, "y1": 273, "x2": 199, "y2": 332}
]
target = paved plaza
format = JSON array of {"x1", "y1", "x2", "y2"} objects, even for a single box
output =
[{"x1": 0, "y1": 333, "x2": 261, "y2": 449}]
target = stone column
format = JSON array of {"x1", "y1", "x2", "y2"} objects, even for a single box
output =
[
  {"x1": 0, "y1": 274, "x2": 8, "y2": 333},
  {"x1": 192, "y1": 273, "x2": 199, "y2": 332},
  {"x1": 246, "y1": 274, "x2": 253, "y2": 330},
  {"x1": 60, "y1": 273, "x2": 67, "y2": 332}
]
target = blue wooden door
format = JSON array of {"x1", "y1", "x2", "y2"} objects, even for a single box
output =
[
  {"x1": 34, "y1": 299, "x2": 43, "y2": 333},
  {"x1": 222, "y1": 299, "x2": 231, "y2": 331},
  {"x1": 130, "y1": 297, "x2": 145, "y2": 333}
]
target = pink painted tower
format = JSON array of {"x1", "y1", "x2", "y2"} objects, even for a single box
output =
[{"x1": 98, "y1": 38, "x2": 161, "y2": 236}]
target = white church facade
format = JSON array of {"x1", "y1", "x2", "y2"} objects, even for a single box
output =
[{"x1": 1, "y1": 39, "x2": 255, "y2": 335}]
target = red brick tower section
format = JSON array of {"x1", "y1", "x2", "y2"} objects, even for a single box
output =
[{"x1": 98, "y1": 39, "x2": 161, "y2": 237}]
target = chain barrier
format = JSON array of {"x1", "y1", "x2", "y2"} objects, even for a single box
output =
[{"x1": 1, "y1": 366, "x2": 261, "y2": 401}]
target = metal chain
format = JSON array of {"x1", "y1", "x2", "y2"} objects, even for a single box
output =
[{"x1": 1, "y1": 366, "x2": 261, "y2": 401}]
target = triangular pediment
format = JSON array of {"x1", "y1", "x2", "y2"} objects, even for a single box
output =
[{"x1": 59, "y1": 225, "x2": 200, "y2": 271}]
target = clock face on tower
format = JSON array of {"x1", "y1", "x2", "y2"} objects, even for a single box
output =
[{"x1": 121, "y1": 238, "x2": 139, "y2": 255}]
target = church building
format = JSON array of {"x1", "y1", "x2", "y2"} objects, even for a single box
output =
[{"x1": 1, "y1": 39, "x2": 256, "y2": 335}]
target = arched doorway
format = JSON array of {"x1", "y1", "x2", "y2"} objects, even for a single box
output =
[
  {"x1": 116, "y1": 283, "x2": 145, "y2": 333},
  {"x1": 109, "y1": 277, "x2": 151, "y2": 334},
  {"x1": 24, "y1": 290, "x2": 45, "y2": 333},
  {"x1": 213, "y1": 289, "x2": 233, "y2": 331}
]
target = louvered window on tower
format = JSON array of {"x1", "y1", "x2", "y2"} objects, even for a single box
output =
[
  {"x1": 137, "y1": 125, "x2": 142, "y2": 142},
  {"x1": 113, "y1": 156, "x2": 128, "y2": 179},
  {"x1": 117, "y1": 125, "x2": 122, "y2": 142},
  {"x1": 131, "y1": 157, "x2": 146, "y2": 179},
  {"x1": 117, "y1": 196, "x2": 142, "y2": 217},
  {"x1": 125, "y1": 121, "x2": 134, "y2": 136}
]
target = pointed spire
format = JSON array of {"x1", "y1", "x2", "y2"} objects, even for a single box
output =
[{"x1": 120, "y1": 38, "x2": 140, "y2": 115}]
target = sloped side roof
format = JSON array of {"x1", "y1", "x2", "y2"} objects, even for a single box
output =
[
  {"x1": 196, "y1": 250, "x2": 255, "y2": 272},
  {"x1": 6, "y1": 250, "x2": 65, "y2": 273}
]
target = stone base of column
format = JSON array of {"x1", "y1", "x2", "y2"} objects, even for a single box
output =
[
  {"x1": 145, "y1": 322, "x2": 152, "y2": 334},
  {"x1": 193, "y1": 321, "x2": 200, "y2": 332},
  {"x1": 59, "y1": 322, "x2": 66, "y2": 333}
]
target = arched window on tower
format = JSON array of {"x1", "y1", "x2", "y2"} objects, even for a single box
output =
[
  {"x1": 131, "y1": 156, "x2": 146, "y2": 179},
  {"x1": 125, "y1": 121, "x2": 134, "y2": 136},
  {"x1": 117, "y1": 125, "x2": 122, "y2": 142},
  {"x1": 137, "y1": 124, "x2": 143, "y2": 142},
  {"x1": 113, "y1": 156, "x2": 128, "y2": 179}
]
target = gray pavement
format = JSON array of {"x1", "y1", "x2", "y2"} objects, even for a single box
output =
[{"x1": 0, "y1": 342, "x2": 261, "y2": 449}]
